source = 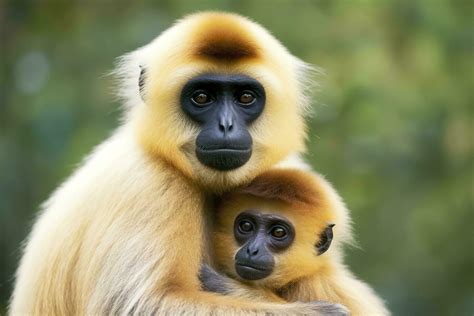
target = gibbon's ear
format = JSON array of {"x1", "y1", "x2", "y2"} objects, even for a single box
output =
[
  {"x1": 139, "y1": 65, "x2": 146, "y2": 101},
  {"x1": 315, "y1": 224, "x2": 335, "y2": 255}
]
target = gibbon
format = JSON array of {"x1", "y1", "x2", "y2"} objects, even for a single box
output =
[
  {"x1": 10, "y1": 12, "x2": 346, "y2": 315},
  {"x1": 201, "y1": 169, "x2": 389, "y2": 315}
]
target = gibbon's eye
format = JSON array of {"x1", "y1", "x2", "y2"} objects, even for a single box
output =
[
  {"x1": 270, "y1": 226, "x2": 287, "y2": 239},
  {"x1": 191, "y1": 91, "x2": 213, "y2": 106},
  {"x1": 238, "y1": 220, "x2": 254, "y2": 233},
  {"x1": 237, "y1": 91, "x2": 256, "y2": 105}
]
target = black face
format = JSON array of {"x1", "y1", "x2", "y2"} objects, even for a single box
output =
[
  {"x1": 233, "y1": 211, "x2": 295, "y2": 281},
  {"x1": 181, "y1": 74, "x2": 265, "y2": 171}
]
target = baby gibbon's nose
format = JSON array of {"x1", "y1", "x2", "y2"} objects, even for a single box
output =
[{"x1": 246, "y1": 245, "x2": 259, "y2": 256}]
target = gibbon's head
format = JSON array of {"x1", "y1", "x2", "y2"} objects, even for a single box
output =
[
  {"x1": 116, "y1": 12, "x2": 314, "y2": 190},
  {"x1": 213, "y1": 169, "x2": 351, "y2": 289}
]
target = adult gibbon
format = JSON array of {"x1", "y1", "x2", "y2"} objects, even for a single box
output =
[
  {"x1": 10, "y1": 12, "x2": 346, "y2": 315},
  {"x1": 201, "y1": 169, "x2": 389, "y2": 315}
]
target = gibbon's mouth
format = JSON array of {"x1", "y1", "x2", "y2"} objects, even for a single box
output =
[
  {"x1": 235, "y1": 262, "x2": 272, "y2": 280},
  {"x1": 196, "y1": 147, "x2": 252, "y2": 171}
]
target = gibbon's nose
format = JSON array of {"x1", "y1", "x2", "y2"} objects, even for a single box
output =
[
  {"x1": 218, "y1": 116, "x2": 233, "y2": 134},
  {"x1": 217, "y1": 102, "x2": 235, "y2": 136},
  {"x1": 246, "y1": 243, "x2": 259, "y2": 256}
]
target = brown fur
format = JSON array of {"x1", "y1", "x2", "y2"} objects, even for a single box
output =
[
  {"x1": 192, "y1": 14, "x2": 259, "y2": 60},
  {"x1": 212, "y1": 169, "x2": 390, "y2": 316},
  {"x1": 235, "y1": 168, "x2": 324, "y2": 207}
]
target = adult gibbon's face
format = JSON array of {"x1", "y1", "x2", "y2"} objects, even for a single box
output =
[
  {"x1": 181, "y1": 73, "x2": 265, "y2": 171},
  {"x1": 133, "y1": 12, "x2": 309, "y2": 188}
]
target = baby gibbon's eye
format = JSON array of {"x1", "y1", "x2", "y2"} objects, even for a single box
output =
[
  {"x1": 238, "y1": 220, "x2": 254, "y2": 233},
  {"x1": 270, "y1": 226, "x2": 287, "y2": 239},
  {"x1": 237, "y1": 91, "x2": 256, "y2": 105},
  {"x1": 191, "y1": 91, "x2": 213, "y2": 106}
]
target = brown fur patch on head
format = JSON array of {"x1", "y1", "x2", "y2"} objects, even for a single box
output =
[
  {"x1": 191, "y1": 13, "x2": 259, "y2": 61},
  {"x1": 236, "y1": 169, "x2": 323, "y2": 208}
]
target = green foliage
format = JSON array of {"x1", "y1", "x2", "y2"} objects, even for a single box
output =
[{"x1": 1, "y1": 1, "x2": 472, "y2": 314}]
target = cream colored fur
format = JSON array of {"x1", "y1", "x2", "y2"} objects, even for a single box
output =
[{"x1": 9, "y1": 12, "x2": 338, "y2": 315}]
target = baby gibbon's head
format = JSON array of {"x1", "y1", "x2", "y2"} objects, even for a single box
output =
[{"x1": 214, "y1": 169, "x2": 346, "y2": 289}]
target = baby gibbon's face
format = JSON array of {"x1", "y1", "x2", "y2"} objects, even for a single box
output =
[
  {"x1": 230, "y1": 210, "x2": 334, "y2": 282},
  {"x1": 233, "y1": 210, "x2": 295, "y2": 280}
]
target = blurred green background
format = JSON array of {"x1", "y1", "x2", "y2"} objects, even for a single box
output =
[{"x1": 1, "y1": 0, "x2": 472, "y2": 314}]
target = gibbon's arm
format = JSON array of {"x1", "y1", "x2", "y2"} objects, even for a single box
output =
[
  {"x1": 199, "y1": 264, "x2": 285, "y2": 302},
  {"x1": 281, "y1": 265, "x2": 390, "y2": 316},
  {"x1": 199, "y1": 264, "x2": 349, "y2": 315},
  {"x1": 10, "y1": 131, "x2": 347, "y2": 315}
]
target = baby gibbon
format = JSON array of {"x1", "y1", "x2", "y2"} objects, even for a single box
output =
[{"x1": 201, "y1": 169, "x2": 389, "y2": 315}]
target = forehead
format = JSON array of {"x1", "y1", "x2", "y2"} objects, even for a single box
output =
[
  {"x1": 220, "y1": 195, "x2": 297, "y2": 224},
  {"x1": 169, "y1": 62, "x2": 281, "y2": 91},
  {"x1": 182, "y1": 73, "x2": 265, "y2": 90},
  {"x1": 237, "y1": 209, "x2": 292, "y2": 224},
  {"x1": 218, "y1": 194, "x2": 334, "y2": 233}
]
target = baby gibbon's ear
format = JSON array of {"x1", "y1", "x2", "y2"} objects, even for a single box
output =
[{"x1": 315, "y1": 224, "x2": 335, "y2": 255}]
